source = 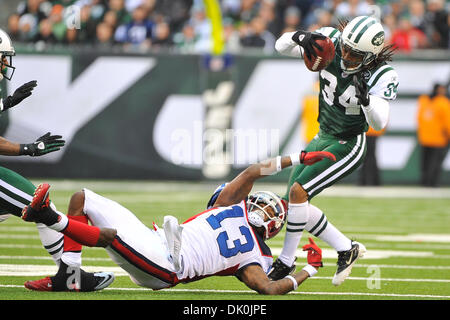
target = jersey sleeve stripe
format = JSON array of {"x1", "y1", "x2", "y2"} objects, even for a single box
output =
[
  {"x1": 369, "y1": 66, "x2": 394, "y2": 89},
  {"x1": 329, "y1": 28, "x2": 339, "y2": 39}
]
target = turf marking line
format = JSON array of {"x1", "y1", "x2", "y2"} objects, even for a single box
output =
[{"x1": 1, "y1": 284, "x2": 449, "y2": 299}]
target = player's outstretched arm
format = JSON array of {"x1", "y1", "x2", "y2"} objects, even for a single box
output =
[
  {"x1": 214, "y1": 152, "x2": 335, "y2": 207},
  {"x1": 19, "y1": 132, "x2": 66, "y2": 157},
  {"x1": 238, "y1": 238, "x2": 323, "y2": 295},
  {"x1": 0, "y1": 80, "x2": 37, "y2": 112},
  {"x1": 0, "y1": 136, "x2": 21, "y2": 156},
  {"x1": 0, "y1": 132, "x2": 66, "y2": 157}
]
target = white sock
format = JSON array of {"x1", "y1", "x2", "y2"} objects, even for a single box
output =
[
  {"x1": 306, "y1": 204, "x2": 352, "y2": 252},
  {"x1": 278, "y1": 202, "x2": 309, "y2": 266},
  {"x1": 61, "y1": 252, "x2": 82, "y2": 268},
  {"x1": 36, "y1": 223, "x2": 64, "y2": 267},
  {"x1": 47, "y1": 204, "x2": 69, "y2": 232}
]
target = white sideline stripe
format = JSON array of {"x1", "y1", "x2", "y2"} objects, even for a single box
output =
[
  {"x1": 1, "y1": 264, "x2": 449, "y2": 283},
  {"x1": 321, "y1": 263, "x2": 450, "y2": 270},
  {"x1": 0, "y1": 243, "x2": 447, "y2": 259},
  {"x1": 1, "y1": 284, "x2": 449, "y2": 299},
  {"x1": 27, "y1": 180, "x2": 450, "y2": 198},
  {"x1": 2, "y1": 256, "x2": 450, "y2": 270},
  {"x1": 0, "y1": 255, "x2": 111, "y2": 262}
]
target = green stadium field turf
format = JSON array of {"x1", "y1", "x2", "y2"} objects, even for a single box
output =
[{"x1": 0, "y1": 180, "x2": 449, "y2": 302}]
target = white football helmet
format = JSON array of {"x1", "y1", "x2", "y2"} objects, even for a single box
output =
[
  {"x1": 339, "y1": 16, "x2": 385, "y2": 74},
  {"x1": 0, "y1": 28, "x2": 16, "y2": 81},
  {"x1": 247, "y1": 191, "x2": 287, "y2": 240}
]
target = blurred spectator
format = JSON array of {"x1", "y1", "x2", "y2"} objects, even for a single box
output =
[
  {"x1": 18, "y1": 13, "x2": 38, "y2": 41},
  {"x1": 4, "y1": 0, "x2": 450, "y2": 53},
  {"x1": 75, "y1": 5, "x2": 98, "y2": 43},
  {"x1": 390, "y1": 15, "x2": 428, "y2": 52},
  {"x1": 257, "y1": 0, "x2": 278, "y2": 36},
  {"x1": 416, "y1": 83, "x2": 450, "y2": 187},
  {"x1": 240, "y1": 16, "x2": 275, "y2": 53},
  {"x1": 335, "y1": 0, "x2": 373, "y2": 20},
  {"x1": 33, "y1": 18, "x2": 58, "y2": 45},
  {"x1": 7, "y1": 14, "x2": 21, "y2": 42},
  {"x1": 173, "y1": 22, "x2": 197, "y2": 53},
  {"x1": 114, "y1": 5, "x2": 153, "y2": 50},
  {"x1": 48, "y1": 4, "x2": 67, "y2": 42},
  {"x1": 223, "y1": 18, "x2": 241, "y2": 53},
  {"x1": 153, "y1": 0, "x2": 192, "y2": 36},
  {"x1": 282, "y1": 6, "x2": 302, "y2": 33},
  {"x1": 424, "y1": 0, "x2": 449, "y2": 49},
  {"x1": 151, "y1": 21, "x2": 173, "y2": 49},
  {"x1": 109, "y1": 0, "x2": 131, "y2": 25},
  {"x1": 17, "y1": 0, "x2": 48, "y2": 23},
  {"x1": 409, "y1": 0, "x2": 427, "y2": 32},
  {"x1": 188, "y1": 5, "x2": 212, "y2": 52},
  {"x1": 381, "y1": 13, "x2": 397, "y2": 43},
  {"x1": 95, "y1": 21, "x2": 115, "y2": 48}
]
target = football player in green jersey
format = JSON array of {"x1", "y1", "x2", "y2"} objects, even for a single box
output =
[
  {"x1": 270, "y1": 16, "x2": 399, "y2": 286},
  {"x1": 0, "y1": 28, "x2": 67, "y2": 264}
]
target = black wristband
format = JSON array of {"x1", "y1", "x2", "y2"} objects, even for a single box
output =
[{"x1": 19, "y1": 144, "x2": 32, "y2": 156}]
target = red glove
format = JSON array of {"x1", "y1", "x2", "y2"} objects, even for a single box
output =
[
  {"x1": 302, "y1": 237, "x2": 323, "y2": 268},
  {"x1": 300, "y1": 150, "x2": 336, "y2": 165}
]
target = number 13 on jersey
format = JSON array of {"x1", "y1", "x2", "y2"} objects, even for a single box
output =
[{"x1": 206, "y1": 206, "x2": 255, "y2": 258}]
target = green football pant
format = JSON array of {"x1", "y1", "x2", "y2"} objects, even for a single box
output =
[
  {"x1": 0, "y1": 166, "x2": 35, "y2": 216},
  {"x1": 0, "y1": 166, "x2": 64, "y2": 263},
  {"x1": 284, "y1": 130, "x2": 367, "y2": 201}
]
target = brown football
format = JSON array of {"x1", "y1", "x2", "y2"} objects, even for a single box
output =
[{"x1": 304, "y1": 37, "x2": 335, "y2": 72}]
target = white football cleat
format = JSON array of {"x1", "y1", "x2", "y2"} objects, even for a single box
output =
[{"x1": 0, "y1": 214, "x2": 11, "y2": 222}]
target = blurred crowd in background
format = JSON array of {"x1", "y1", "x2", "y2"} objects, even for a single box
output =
[{"x1": 4, "y1": 0, "x2": 450, "y2": 53}]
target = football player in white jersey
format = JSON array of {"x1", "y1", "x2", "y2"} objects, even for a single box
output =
[{"x1": 21, "y1": 150, "x2": 334, "y2": 294}]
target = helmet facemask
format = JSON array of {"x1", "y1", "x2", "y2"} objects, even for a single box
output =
[
  {"x1": 337, "y1": 38, "x2": 376, "y2": 74},
  {"x1": 1, "y1": 54, "x2": 16, "y2": 81},
  {"x1": 247, "y1": 191, "x2": 287, "y2": 240}
]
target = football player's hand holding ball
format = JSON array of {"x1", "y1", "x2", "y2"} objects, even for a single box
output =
[{"x1": 291, "y1": 30, "x2": 327, "y2": 60}]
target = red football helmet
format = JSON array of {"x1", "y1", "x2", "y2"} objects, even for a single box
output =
[{"x1": 247, "y1": 191, "x2": 287, "y2": 240}]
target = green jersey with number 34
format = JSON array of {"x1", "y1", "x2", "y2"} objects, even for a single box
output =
[{"x1": 315, "y1": 27, "x2": 399, "y2": 138}]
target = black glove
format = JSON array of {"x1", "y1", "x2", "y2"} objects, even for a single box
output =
[
  {"x1": 19, "y1": 132, "x2": 65, "y2": 157},
  {"x1": 291, "y1": 30, "x2": 327, "y2": 60},
  {"x1": 353, "y1": 74, "x2": 370, "y2": 107},
  {"x1": 2, "y1": 80, "x2": 38, "y2": 111}
]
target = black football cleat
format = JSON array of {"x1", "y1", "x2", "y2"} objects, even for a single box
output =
[{"x1": 268, "y1": 257, "x2": 297, "y2": 281}]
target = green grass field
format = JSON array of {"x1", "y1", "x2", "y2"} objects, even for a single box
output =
[{"x1": 1, "y1": 180, "x2": 449, "y2": 301}]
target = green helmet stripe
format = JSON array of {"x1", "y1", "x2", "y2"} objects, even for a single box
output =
[
  {"x1": 348, "y1": 16, "x2": 369, "y2": 40},
  {"x1": 354, "y1": 20, "x2": 377, "y2": 43}
]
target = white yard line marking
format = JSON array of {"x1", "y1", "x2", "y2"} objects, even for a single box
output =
[
  {"x1": 1, "y1": 284, "x2": 449, "y2": 299},
  {"x1": 321, "y1": 263, "x2": 450, "y2": 270},
  {"x1": 0, "y1": 255, "x2": 111, "y2": 262},
  {"x1": 1, "y1": 264, "x2": 449, "y2": 283},
  {"x1": 272, "y1": 248, "x2": 435, "y2": 260},
  {"x1": 2, "y1": 256, "x2": 449, "y2": 270}
]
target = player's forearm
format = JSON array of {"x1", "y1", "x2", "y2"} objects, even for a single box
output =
[
  {"x1": 261, "y1": 269, "x2": 312, "y2": 295},
  {"x1": 361, "y1": 95, "x2": 390, "y2": 131},
  {"x1": 247, "y1": 155, "x2": 295, "y2": 179},
  {"x1": 0, "y1": 136, "x2": 21, "y2": 156},
  {"x1": 275, "y1": 31, "x2": 303, "y2": 58}
]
